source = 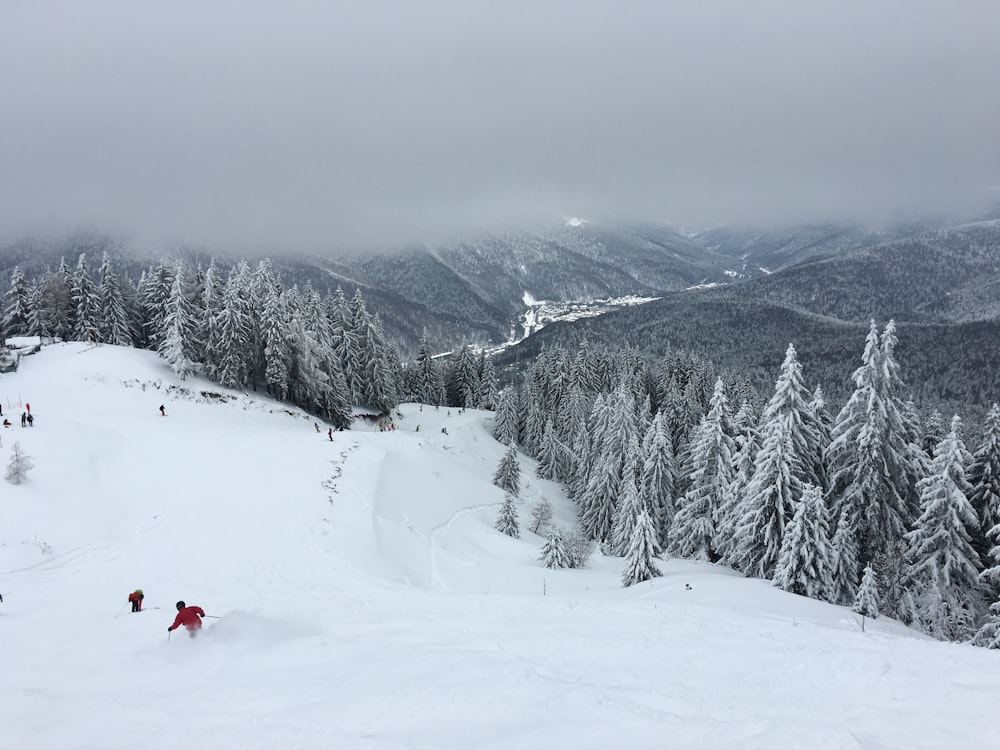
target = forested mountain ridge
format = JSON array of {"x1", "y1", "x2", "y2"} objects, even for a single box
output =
[
  {"x1": 695, "y1": 221, "x2": 1000, "y2": 324},
  {"x1": 0, "y1": 221, "x2": 736, "y2": 354},
  {"x1": 495, "y1": 296, "x2": 1000, "y2": 417}
]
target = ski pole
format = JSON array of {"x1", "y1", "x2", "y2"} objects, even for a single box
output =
[
  {"x1": 203, "y1": 615, "x2": 221, "y2": 619},
  {"x1": 114, "y1": 602, "x2": 128, "y2": 619},
  {"x1": 167, "y1": 631, "x2": 172, "y2": 644}
]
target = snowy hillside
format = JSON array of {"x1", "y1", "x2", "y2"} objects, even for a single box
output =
[{"x1": 2, "y1": 342, "x2": 999, "y2": 750}]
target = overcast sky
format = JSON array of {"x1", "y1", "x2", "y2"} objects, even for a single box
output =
[{"x1": 1, "y1": 1, "x2": 998, "y2": 251}]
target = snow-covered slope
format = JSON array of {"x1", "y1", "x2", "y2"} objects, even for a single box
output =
[{"x1": 2, "y1": 343, "x2": 999, "y2": 750}]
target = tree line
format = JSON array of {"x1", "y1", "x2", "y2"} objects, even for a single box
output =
[
  {"x1": 1, "y1": 253, "x2": 499, "y2": 426},
  {"x1": 491, "y1": 324, "x2": 1000, "y2": 647}
]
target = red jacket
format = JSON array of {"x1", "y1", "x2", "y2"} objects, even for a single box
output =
[
  {"x1": 127, "y1": 591, "x2": 143, "y2": 602},
  {"x1": 169, "y1": 606, "x2": 205, "y2": 631}
]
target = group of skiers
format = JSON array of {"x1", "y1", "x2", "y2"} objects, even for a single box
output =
[
  {"x1": 1, "y1": 401, "x2": 32, "y2": 428},
  {"x1": 127, "y1": 589, "x2": 207, "y2": 637}
]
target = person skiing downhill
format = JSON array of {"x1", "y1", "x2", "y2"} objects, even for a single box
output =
[
  {"x1": 127, "y1": 589, "x2": 144, "y2": 612},
  {"x1": 168, "y1": 601, "x2": 205, "y2": 637}
]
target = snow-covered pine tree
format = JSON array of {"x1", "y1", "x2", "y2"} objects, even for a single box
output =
[
  {"x1": 968, "y1": 403, "x2": 1000, "y2": 558},
  {"x1": 853, "y1": 563, "x2": 880, "y2": 621},
  {"x1": 536, "y1": 419, "x2": 564, "y2": 480},
  {"x1": 214, "y1": 264, "x2": 253, "y2": 389},
  {"x1": 905, "y1": 415, "x2": 981, "y2": 638},
  {"x1": 3, "y1": 267, "x2": 32, "y2": 336},
  {"x1": 96, "y1": 253, "x2": 133, "y2": 347},
  {"x1": 412, "y1": 331, "x2": 445, "y2": 406},
  {"x1": 5, "y1": 441, "x2": 34, "y2": 485},
  {"x1": 621, "y1": 507, "x2": 662, "y2": 587},
  {"x1": 260, "y1": 286, "x2": 291, "y2": 401},
  {"x1": 975, "y1": 520, "x2": 1000, "y2": 648},
  {"x1": 136, "y1": 261, "x2": 173, "y2": 349},
  {"x1": 495, "y1": 492, "x2": 520, "y2": 538},
  {"x1": 826, "y1": 321, "x2": 916, "y2": 594},
  {"x1": 72, "y1": 253, "x2": 100, "y2": 342},
  {"x1": 493, "y1": 443, "x2": 521, "y2": 497},
  {"x1": 158, "y1": 263, "x2": 197, "y2": 379},
  {"x1": 539, "y1": 528, "x2": 571, "y2": 569},
  {"x1": 716, "y1": 412, "x2": 760, "y2": 569},
  {"x1": 668, "y1": 378, "x2": 735, "y2": 561},
  {"x1": 579, "y1": 385, "x2": 638, "y2": 543},
  {"x1": 735, "y1": 344, "x2": 820, "y2": 579},
  {"x1": 473, "y1": 350, "x2": 498, "y2": 410},
  {"x1": 640, "y1": 410, "x2": 675, "y2": 546},
  {"x1": 923, "y1": 410, "x2": 944, "y2": 458},
  {"x1": 610, "y1": 437, "x2": 644, "y2": 556},
  {"x1": 493, "y1": 388, "x2": 520, "y2": 447},
  {"x1": 362, "y1": 312, "x2": 401, "y2": 413},
  {"x1": 445, "y1": 345, "x2": 479, "y2": 408},
  {"x1": 773, "y1": 484, "x2": 834, "y2": 600},
  {"x1": 530, "y1": 497, "x2": 553, "y2": 535},
  {"x1": 199, "y1": 261, "x2": 224, "y2": 377}
]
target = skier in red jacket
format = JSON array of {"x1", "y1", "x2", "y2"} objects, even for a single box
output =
[{"x1": 168, "y1": 600, "x2": 205, "y2": 636}]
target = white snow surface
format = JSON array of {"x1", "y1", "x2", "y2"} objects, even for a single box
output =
[{"x1": 2, "y1": 342, "x2": 999, "y2": 750}]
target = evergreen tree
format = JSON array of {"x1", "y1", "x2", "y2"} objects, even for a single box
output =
[
  {"x1": 579, "y1": 385, "x2": 637, "y2": 543},
  {"x1": 736, "y1": 344, "x2": 819, "y2": 578},
  {"x1": 536, "y1": 419, "x2": 564, "y2": 480},
  {"x1": 853, "y1": 563, "x2": 880, "y2": 620},
  {"x1": 923, "y1": 410, "x2": 944, "y2": 458},
  {"x1": 621, "y1": 508, "x2": 662, "y2": 587},
  {"x1": 3, "y1": 267, "x2": 32, "y2": 336},
  {"x1": 969, "y1": 403, "x2": 1000, "y2": 557},
  {"x1": 640, "y1": 411, "x2": 675, "y2": 545},
  {"x1": 412, "y1": 331, "x2": 445, "y2": 405},
  {"x1": 473, "y1": 351, "x2": 498, "y2": 410},
  {"x1": 717, "y1": 415, "x2": 760, "y2": 568},
  {"x1": 539, "y1": 528, "x2": 571, "y2": 569},
  {"x1": 493, "y1": 388, "x2": 520, "y2": 446},
  {"x1": 446, "y1": 345, "x2": 479, "y2": 408},
  {"x1": 200, "y1": 261, "x2": 224, "y2": 375},
  {"x1": 158, "y1": 263, "x2": 198, "y2": 379},
  {"x1": 826, "y1": 321, "x2": 916, "y2": 591},
  {"x1": 72, "y1": 253, "x2": 100, "y2": 342},
  {"x1": 975, "y1": 523, "x2": 1000, "y2": 648},
  {"x1": 610, "y1": 439, "x2": 644, "y2": 556},
  {"x1": 214, "y1": 264, "x2": 253, "y2": 389},
  {"x1": 905, "y1": 416, "x2": 981, "y2": 624},
  {"x1": 668, "y1": 378, "x2": 735, "y2": 561},
  {"x1": 136, "y1": 261, "x2": 173, "y2": 349},
  {"x1": 495, "y1": 492, "x2": 520, "y2": 538},
  {"x1": 773, "y1": 485, "x2": 834, "y2": 601},
  {"x1": 493, "y1": 443, "x2": 521, "y2": 497},
  {"x1": 96, "y1": 253, "x2": 133, "y2": 346},
  {"x1": 261, "y1": 286, "x2": 291, "y2": 401}
]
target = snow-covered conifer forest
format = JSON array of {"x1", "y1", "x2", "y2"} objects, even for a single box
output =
[{"x1": 5, "y1": 253, "x2": 1000, "y2": 644}]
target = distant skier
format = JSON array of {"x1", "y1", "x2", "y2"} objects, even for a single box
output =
[
  {"x1": 25, "y1": 402, "x2": 30, "y2": 414},
  {"x1": 167, "y1": 601, "x2": 205, "y2": 637},
  {"x1": 314, "y1": 422, "x2": 320, "y2": 433},
  {"x1": 20, "y1": 412, "x2": 26, "y2": 427},
  {"x1": 128, "y1": 589, "x2": 145, "y2": 613},
  {"x1": 2, "y1": 419, "x2": 9, "y2": 428},
  {"x1": 159, "y1": 404, "x2": 166, "y2": 417},
  {"x1": 328, "y1": 427, "x2": 333, "y2": 441},
  {"x1": 26, "y1": 413, "x2": 33, "y2": 427},
  {"x1": 441, "y1": 427, "x2": 448, "y2": 435}
]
